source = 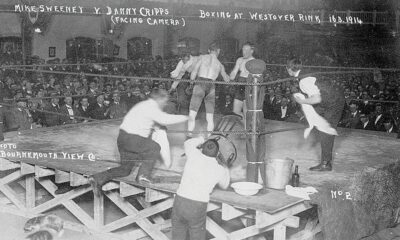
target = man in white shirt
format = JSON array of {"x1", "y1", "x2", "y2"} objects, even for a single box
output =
[
  {"x1": 169, "y1": 52, "x2": 199, "y2": 114},
  {"x1": 288, "y1": 58, "x2": 345, "y2": 171},
  {"x1": 172, "y1": 137, "x2": 230, "y2": 240},
  {"x1": 187, "y1": 42, "x2": 230, "y2": 138},
  {"x1": 89, "y1": 89, "x2": 188, "y2": 196},
  {"x1": 229, "y1": 42, "x2": 255, "y2": 119}
]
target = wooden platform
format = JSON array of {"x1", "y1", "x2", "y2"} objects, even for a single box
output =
[
  {"x1": 4, "y1": 117, "x2": 399, "y2": 189},
  {"x1": 0, "y1": 117, "x2": 398, "y2": 239},
  {"x1": 0, "y1": 118, "x2": 316, "y2": 240}
]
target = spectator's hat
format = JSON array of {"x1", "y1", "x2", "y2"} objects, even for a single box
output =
[{"x1": 360, "y1": 113, "x2": 367, "y2": 118}]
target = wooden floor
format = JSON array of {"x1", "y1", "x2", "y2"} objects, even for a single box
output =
[{"x1": 3, "y1": 116, "x2": 400, "y2": 202}]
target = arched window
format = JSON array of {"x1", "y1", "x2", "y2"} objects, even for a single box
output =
[
  {"x1": 127, "y1": 37, "x2": 152, "y2": 60},
  {"x1": 66, "y1": 37, "x2": 96, "y2": 62},
  {"x1": 177, "y1": 37, "x2": 200, "y2": 56},
  {"x1": 217, "y1": 38, "x2": 239, "y2": 62},
  {"x1": 0, "y1": 37, "x2": 22, "y2": 62}
]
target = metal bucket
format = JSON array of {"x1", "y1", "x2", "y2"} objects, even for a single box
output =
[{"x1": 265, "y1": 158, "x2": 294, "y2": 190}]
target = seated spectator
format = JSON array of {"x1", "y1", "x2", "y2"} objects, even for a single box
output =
[
  {"x1": 371, "y1": 104, "x2": 385, "y2": 131},
  {"x1": 28, "y1": 100, "x2": 44, "y2": 127},
  {"x1": 383, "y1": 118, "x2": 397, "y2": 134},
  {"x1": 339, "y1": 102, "x2": 361, "y2": 128},
  {"x1": 356, "y1": 113, "x2": 375, "y2": 131},
  {"x1": 89, "y1": 94, "x2": 109, "y2": 120},
  {"x1": 5, "y1": 100, "x2": 32, "y2": 131},
  {"x1": 87, "y1": 81, "x2": 99, "y2": 105},
  {"x1": 263, "y1": 88, "x2": 277, "y2": 119},
  {"x1": 109, "y1": 92, "x2": 128, "y2": 119},
  {"x1": 77, "y1": 97, "x2": 91, "y2": 122},
  {"x1": 273, "y1": 96, "x2": 295, "y2": 121},
  {"x1": 43, "y1": 94, "x2": 62, "y2": 127},
  {"x1": 60, "y1": 96, "x2": 79, "y2": 124}
]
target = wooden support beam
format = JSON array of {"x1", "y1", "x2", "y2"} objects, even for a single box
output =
[
  {"x1": 145, "y1": 188, "x2": 170, "y2": 203},
  {"x1": 119, "y1": 182, "x2": 144, "y2": 197},
  {"x1": 206, "y1": 216, "x2": 229, "y2": 240},
  {"x1": 137, "y1": 196, "x2": 165, "y2": 224},
  {"x1": 255, "y1": 203, "x2": 309, "y2": 228},
  {"x1": 69, "y1": 172, "x2": 89, "y2": 187},
  {"x1": 0, "y1": 158, "x2": 20, "y2": 171},
  {"x1": 32, "y1": 179, "x2": 95, "y2": 229},
  {"x1": 207, "y1": 202, "x2": 221, "y2": 212},
  {"x1": 93, "y1": 192, "x2": 104, "y2": 229},
  {"x1": 21, "y1": 163, "x2": 34, "y2": 175},
  {"x1": 25, "y1": 175, "x2": 35, "y2": 209},
  {"x1": 121, "y1": 220, "x2": 172, "y2": 240},
  {"x1": 34, "y1": 166, "x2": 55, "y2": 178},
  {"x1": 0, "y1": 184, "x2": 26, "y2": 211},
  {"x1": 210, "y1": 217, "x2": 298, "y2": 240},
  {"x1": 273, "y1": 223, "x2": 287, "y2": 240},
  {"x1": 103, "y1": 197, "x2": 174, "y2": 232},
  {"x1": 102, "y1": 181, "x2": 119, "y2": 191},
  {"x1": 55, "y1": 170, "x2": 70, "y2": 184},
  {"x1": 105, "y1": 191, "x2": 170, "y2": 240},
  {"x1": 222, "y1": 203, "x2": 247, "y2": 221}
]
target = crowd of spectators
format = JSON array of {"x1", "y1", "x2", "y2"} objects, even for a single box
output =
[{"x1": 0, "y1": 46, "x2": 399, "y2": 136}]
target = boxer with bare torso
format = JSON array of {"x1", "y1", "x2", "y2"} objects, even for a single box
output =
[
  {"x1": 229, "y1": 42, "x2": 255, "y2": 119},
  {"x1": 187, "y1": 42, "x2": 229, "y2": 138}
]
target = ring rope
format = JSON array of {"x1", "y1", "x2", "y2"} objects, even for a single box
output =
[
  {"x1": 5, "y1": 67, "x2": 372, "y2": 88},
  {"x1": 2, "y1": 60, "x2": 400, "y2": 72}
]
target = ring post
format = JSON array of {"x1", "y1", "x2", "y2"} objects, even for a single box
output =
[{"x1": 245, "y1": 59, "x2": 267, "y2": 188}]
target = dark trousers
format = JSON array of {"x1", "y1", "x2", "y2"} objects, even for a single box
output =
[
  {"x1": 316, "y1": 100, "x2": 345, "y2": 163},
  {"x1": 177, "y1": 82, "x2": 190, "y2": 114},
  {"x1": 172, "y1": 195, "x2": 208, "y2": 240},
  {"x1": 92, "y1": 130, "x2": 160, "y2": 186}
]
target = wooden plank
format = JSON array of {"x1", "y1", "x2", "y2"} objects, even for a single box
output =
[
  {"x1": 206, "y1": 216, "x2": 229, "y2": 240},
  {"x1": 34, "y1": 166, "x2": 55, "y2": 178},
  {"x1": 137, "y1": 196, "x2": 165, "y2": 224},
  {"x1": 55, "y1": 169, "x2": 70, "y2": 184},
  {"x1": 35, "y1": 179, "x2": 96, "y2": 229},
  {"x1": 282, "y1": 216, "x2": 300, "y2": 228},
  {"x1": 103, "y1": 197, "x2": 174, "y2": 232},
  {"x1": 21, "y1": 163, "x2": 34, "y2": 175},
  {"x1": 0, "y1": 170, "x2": 23, "y2": 185},
  {"x1": 255, "y1": 203, "x2": 309, "y2": 228},
  {"x1": 210, "y1": 217, "x2": 297, "y2": 240},
  {"x1": 70, "y1": 172, "x2": 89, "y2": 187},
  {"x1": 102, "y1": 181, "x2": 119, "y2": 191},
  {"x1": 93, "y1": 193, "x2": 104, "y2": 228},
  {"x1": 121, "y1": 220, "x2": 172, "y2": 240},
  {"x1": 25, "y1": 175, "x2": 35, "y2": 209},
  {"x1": 273, "y1": 223, "x2": 287, "y2": 240},
  {"x1": 145, "y1": 188, "x2": 170, "y2": 203},
  {"x1": 119, "y1": 182, "x2": 144, "y2": 197},
  {"x1": 0, "y1": 158, "x2": 20, "y2": 171},
  {"x1": 0, "y1": 184, "x2": 26, "y2": 211},
  {"x1": 105, "y1": 191, "x2": 170, "y2": 240},
  {"x1": 222, "y1": 203, "x2": 247, "y2": 221},
  {"x1": 207, "y1": 202, "x2": 221, "y2": 212},
  {"x1": 32, "y1": 179, "x2": 94, "y2": 227}
]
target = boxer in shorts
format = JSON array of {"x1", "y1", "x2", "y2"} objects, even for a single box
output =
[
  {"x1": 229, "y1": 42, "x2": 255, "y2": 121},
  {"x1": 187, "y1": 42, "x2": 230, "y2": 138}
]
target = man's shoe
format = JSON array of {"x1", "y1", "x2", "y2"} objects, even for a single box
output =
[
  {"x1": 88, "y1": 177, "x2": 102, "y2": 197},
  {"x1": 136, "y1": 175, "x2": 153, "y2": 184},
  {"x1": 309, "y1": 161, "x2": 332, "y2": 171}
]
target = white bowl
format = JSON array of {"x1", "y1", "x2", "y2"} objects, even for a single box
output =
[{"x1": 231, "y1": 182, "x2": 263, "y2": 196}]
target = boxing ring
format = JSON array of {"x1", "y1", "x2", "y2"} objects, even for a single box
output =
[{"x1": 0, "y1": 117, "x2": 398, "y2": 240}]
